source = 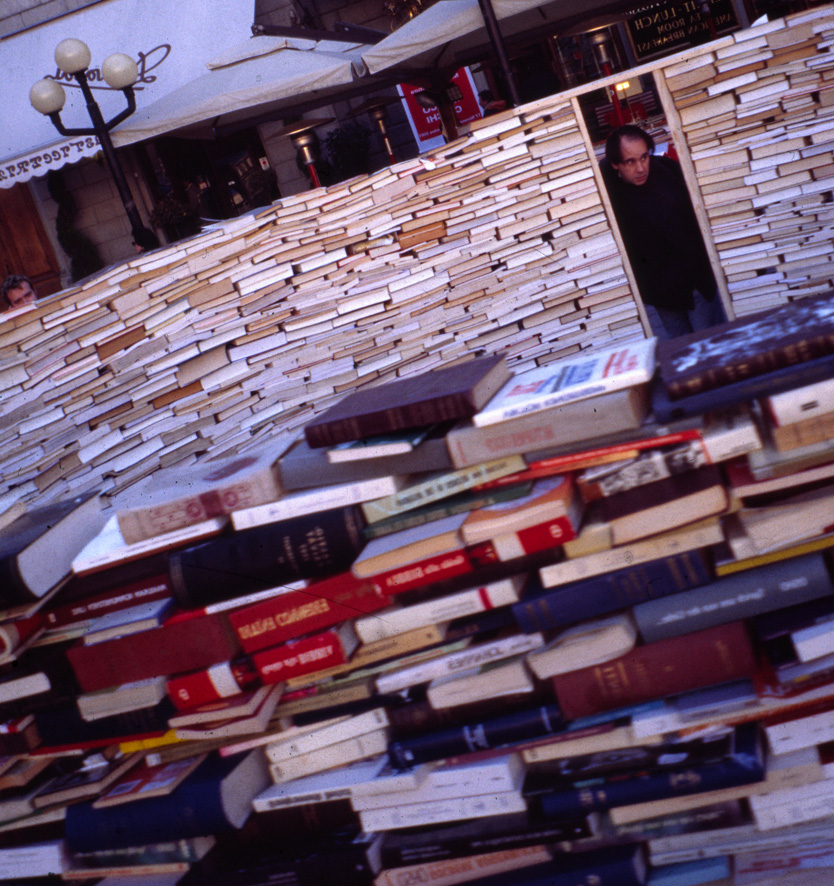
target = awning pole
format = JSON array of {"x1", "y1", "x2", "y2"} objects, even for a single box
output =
[{"x1": 475, "y1": 0, "x2": 521, "y2": 107}]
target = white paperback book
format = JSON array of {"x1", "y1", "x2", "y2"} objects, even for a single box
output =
[{"x1": 472, "y1": 338, "x2": 657, "y2": 428}]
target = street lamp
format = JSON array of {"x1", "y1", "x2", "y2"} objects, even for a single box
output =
[{"x1": 30, "y1": 38, "x2": 154, "y2": 245}]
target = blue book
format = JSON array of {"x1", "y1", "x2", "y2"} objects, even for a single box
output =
[
  {"x1": 462, "y1": 842, "x2": 647, "y2": 886},
  {"x1": 632, "y1": 551, "x2": 834, "y2": 643},
  {"x1": 651, "y1": 351, "x2": 834, "y2": 421},
  {"x1": 64, "y1": 750, "x2": 269, "y2": 852},
  {"x1": 648, "y1": 857, "x2": 731, "y2": 886},
  {"x1": 388, "y1": 702, "x2": 565, "y2": 769},
  {"x1": 535, "y1": 723, "x2": 763, "y2": 820},
  {"x1": 512, "y1": 548, "x2": 713, "y2": 634}
]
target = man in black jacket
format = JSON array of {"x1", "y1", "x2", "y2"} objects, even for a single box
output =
[{"x1": 601, "y1": 125, "x2": 726, "y2": 339}]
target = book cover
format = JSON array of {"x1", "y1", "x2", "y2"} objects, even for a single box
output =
[
  {"x1": 514, "y1": 547, "x2": 713, "y2": 633},
  {"x1": 171, "y1": 685, "x2": 282, "y2": 740},
  {"x1": 64, "y1": 750, "x2": 269, "y2": 852},
  {"x1": 765, "y1": 376, "x2": 834, "y2": 427},
  {"x1": 550, "y1": 621, "x2": 758, "y2": 721},
  {"x1": 387, "y1": 702, "x2": 565, "y2": 769},
  {"x1": 0, "y1": 493, "x2": 104, "y2": 604},
  {"x1": 166, "y1": 659, "x2": 259, "y2": 711},
  {"x1": 71, "y1": 514, "x2": 228, "y2": 576},
  {"x1": 596, "y1": 465, "x2": 729, "y2": 546},
  {"x1": 460, "y1": 476, "x2": 576, "y2": 545},
  {"x1": 227, "y1": 573, "x2": 386, "y2": 654},
  {"x1": 277, "y1": 433, "x2": 453, "y2": 492},
  {"x1": 252, "y1": 622, "x2": 359, "y2": 684},
  {"x1": 426, "y1": 658, "x2": 535, "y2": 710},
  {"x1": 360, "y1": 456, "x2": 526, "y2": 524},
  {"x1": 657, "y1": 290, "x2": 834, "y2": 400},
  {"x1": 66, "y1": 610, "x2": 242, "y2": 693},
  {"x1": 266, "y1": 707, "x2": 390, "y2": 762},
  {"x1": 471, "y1": 339, "x2": 656, "y2": 428},
  {"x1": 269, "y1": 728, "x2": 390, "y2": 783},
  {"x1": 303, "y1": 354, "x2": 510, "y2": 448},
  {"x1": 93, "y1": 755, "x2": 208, "y2": 808},
  {"x1": 445, "y1": 385, "x2": 650, "y2": 468},
  {"x1": 327, "y1": 425, "x2": 438, "y2": 462},
  {"x1": 77, "y1": 677, "x2": 169, "y2": 722},
  {"x1": 31, "y1": 751, "x2": 143, "y2": 810},
  {"x1": 377, "y1": 811, "x2": 594, "y2": 867},
  {"x1": 230, "y1": 475, "x2": 408, "y2": 533},
  {"x1": 354, "y1": 575, "x2": 525, "y2": 644},
  {"x1": 167, "y1": 683, "x2": 274, "y2": 727},
  {"x1": 632, "y1": 551, "x2": 834, "y2": 644},
  {"x1": 537, "y1": 518, "x2": 723, "y2": 589},
  {"x1": 82, "y1": 596, "x2": 174, "y2": 645},
  {"x1": 168, "y1": 506, "x2": 367, "y2": 609},
  {"x1": 113, "y1": 440, "x2": 293, "y2": 544}
]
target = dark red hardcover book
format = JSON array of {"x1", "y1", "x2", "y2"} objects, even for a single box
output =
[
  {"x1": 657, "y1": 289, "x2": 834, "y2": 400},
  {"x1": 66, "y1": 611, "x2": 242, "y2": 693},
  {"x1": 44, "y1": 573, "x2": 173, "y2": 628},
  {"x1": 303, "y1": 355, "x2": 510, "y2": 448},
  {"x1": 550, "y1": 621, "x2": 758, "y2": 720},
  {"x1": 227, "y1": 573, "x2": 387, "y2": 654}
]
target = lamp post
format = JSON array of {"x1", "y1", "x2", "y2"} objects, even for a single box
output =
[{"x1": 30, "y1": 38, "x2": 152, "y2": 244}]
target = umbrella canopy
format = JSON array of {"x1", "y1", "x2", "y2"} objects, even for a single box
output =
[
  {"x1": 362, "y1": 0, "x2": 631, "y2": 75},
  {"x1": 111, "y1": 36, "x2": 370, "y2": 146}
]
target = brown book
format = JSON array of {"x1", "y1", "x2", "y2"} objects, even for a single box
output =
[
  {"x1": 66, "y1": 610, "x2": 242, "y2": 693},
  {"x1": 303, "y1": 355, "x2": 510, "y2": 448},
  {"x1": 550, "y1": 621, "x2": 757, "y2": 721},
  {"x1": 93, "y1": 754, "x2": 207, "y2": 808},
  {"x1": 596, "y1": 465, "x2": 729, "y2": 546},
  {"x1": 657, "y1": 289, "x2": 834, "y2": 400}
]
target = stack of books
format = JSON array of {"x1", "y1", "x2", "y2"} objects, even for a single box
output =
[{"x1": 3, "y1": 295, "x2": 834, "y2": 886}]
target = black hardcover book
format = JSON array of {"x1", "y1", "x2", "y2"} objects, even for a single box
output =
[
  {"x1": 168, "y1": 506, "x2": 367, "y2": 608},
  {"x1": 378, "y1": 811, "x2": 595, "y2": 867},
  {"x1": 387, "y1": 702, "x2": 565, "y2": 769}
]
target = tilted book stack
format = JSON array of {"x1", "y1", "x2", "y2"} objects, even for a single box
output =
[{"x1": 4, "y1": 297, "x2": 834, "y2": 885}]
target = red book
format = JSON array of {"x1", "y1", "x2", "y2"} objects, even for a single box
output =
[
  {"x1": 226, "y1": 573, "x2": 387, "y2": 654},
  {"x1": 371, "y1": 547, "x2": 492, "y2": 595},
  {"x1": 44, "y1": 574, "x2": 173, "y2": 628},
  {"x1": 252, "y1": 623, "x2": 359, "y2": 684},
  {"x1": 550, "y1": 621, "x2": 757, "y2": 721},
  {"x1": 166, "y1": 659, "x2": 260, "y2": 710},
  {"x1": 66, "y1": 611, "x2": 242, "y2": 693}
]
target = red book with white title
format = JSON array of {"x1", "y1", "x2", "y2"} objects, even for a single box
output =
[
  {"x1": 166, "y1": 659, "x2": 260, "y2": 711},
  {"x1": 226, "y1": 572, "x2": 387, "y2": 654},
  {"x1": 252, "y1": 623, "x2": 359, "y2": 684}
]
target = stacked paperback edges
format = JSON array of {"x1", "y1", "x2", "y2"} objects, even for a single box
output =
[{"x1": 4, "y1": 294, "x2": 834, "y2": 886}]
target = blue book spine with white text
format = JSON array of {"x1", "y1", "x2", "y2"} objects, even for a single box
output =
[{"x1": 512, "y1": 549, "x2": 712, "y2": 634}]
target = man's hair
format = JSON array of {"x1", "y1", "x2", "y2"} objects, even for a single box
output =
[
  {"x1": 1, "y1": 274, "x2": 33, "y2": 300},
  {"x1": 605, "y1": 125, "x2": 655, "y2": 165}
]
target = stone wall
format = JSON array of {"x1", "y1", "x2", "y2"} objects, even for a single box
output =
[{"x1": 0, "y1": 5, "x2": 832, "y2": 515}]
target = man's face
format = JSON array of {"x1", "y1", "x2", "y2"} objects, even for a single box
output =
[
  {"x1": 6, "y1": 282, "x2": 36, "y2": 309},
  {"x1": 612, "y1": 136, "x2": 651, "y2": 186}
]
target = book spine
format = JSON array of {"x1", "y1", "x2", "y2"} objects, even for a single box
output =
[
  {"x1": 166, "y1": 659, "x2": 259, "y2": 710},
  {"x1": 388, "y1": 703, "x2": 565, "y2": 768},
  {"x1": 358, "y1": 790, "x2": 527, "y2": 831},
  {"x1": 375, "y1": 845, "x2": 553, "y2": 886},
  {"x1": 266, "y1": 707, "x2": 390, "y2": 761},
  {"x1": 168, "y1": 506, "x2": 367, "y2": 608},
  {"x1": 378, "y1": 818, "x2": 594, "y2": 867},
  {"x1": 355, "y1": 577, "x2": 523, "y2": 643},
  {"x1": 536, "y1": 728, "x2": 763, "y2": 819},
  {"x1": 117, "y1": 469, "x2": 279, "y2": 544},
  {"x1": 44, "y1": 574, "x2": 173, "y2": 628},
  {"x1": 550, "y1": 621, "x2": 757, "y2": 721},
  {"x1": 490, "y1": 515, "x2": 579, "y2": 562},
  {"x1": 766, "y1": 377, "x2": 834, "y2": 426},
  {"x1": 0, "y1": 612, "x2": 43, "y2": 658},
  {"x1": 228, "y1": 582, "x2": 385, "y2": 653},
  {"x1": 375, "y1": 631, "x2": 545, "y2": 694},
  {"x1": 252, "y1": 627, "x2": 357, "y2": 684},
  {"x1": 632, "y1": 552, "x2": 834, "y2": 644},
  {"x1": 513, "y1": 548, "x2": 713, "y2": 633},
  {"x1": 66, "y1": 612, "x2": 243, "y2": 693},
  {"x1": 369, "y1": 549, "x2": 482, "y2": 595},
  {"x1": 360, "y1": 457, "x2": 525, "y2": 524},
  {"x1": 269, "y1": 729, "x2": 389, "y2": 783}
]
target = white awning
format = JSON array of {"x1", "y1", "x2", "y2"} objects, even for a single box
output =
[
  {"x1": 111, "y1": 36, "x2": 370, "y2": 146},
  {"x1": 362, "y1": 0, "x2": 627, "y2": 74},
  {"x1": 0, "y1": 0, "x2": 254, "y2": 188}
]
